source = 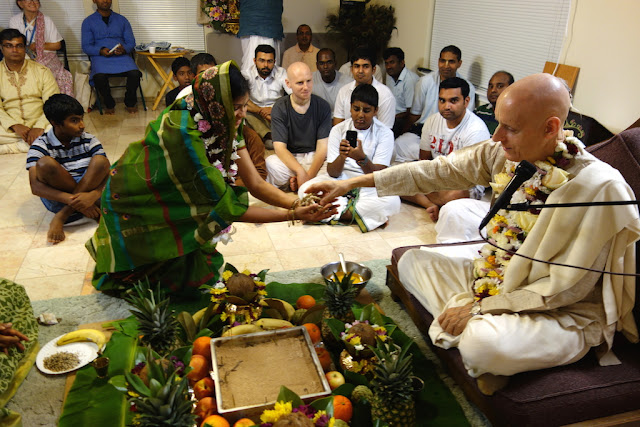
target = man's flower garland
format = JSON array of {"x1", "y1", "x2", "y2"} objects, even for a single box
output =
[{"x1": 473, "y1": 132, "x2": 583, "y2": 301}]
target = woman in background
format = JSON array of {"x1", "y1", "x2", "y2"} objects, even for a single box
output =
[{"x1": 9, "y1": 0, "x2": 73, "y2": 95}]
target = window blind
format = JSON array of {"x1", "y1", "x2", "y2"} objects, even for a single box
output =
[
  {"x1": 0, "y1": 0, "x2": 86, "y2": 54},
  {"x1": 429, "y1": 0, "x2": 571, "y2": 100},
  {"x1": 118, "y1": 0, "x2": 205, "y2": 51}
]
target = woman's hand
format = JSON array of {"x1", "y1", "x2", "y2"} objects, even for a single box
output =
[
  {"x1": 0, "y1": 323, "x2": 29, "y2": 354},
  {"x1": 294, "y1": 203, "x2": 338, "y2": 223}
]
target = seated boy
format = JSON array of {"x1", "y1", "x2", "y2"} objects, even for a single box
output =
[
  {"x1": 26, "y1": 94, "x2": 110, "y2": 244},
  {"x1": 165, "y1": 57, "x2": 195, "y2": 106},
  {"x1": 298, "y1": 84, "x2": 400, "y2": 232}
]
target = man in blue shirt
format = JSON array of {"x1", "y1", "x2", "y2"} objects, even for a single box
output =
[{"x1": 81, "y1": 0, "x2": 141, "y2": 114}]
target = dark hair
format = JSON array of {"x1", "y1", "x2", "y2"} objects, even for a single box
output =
[
  {"x1": 350, "y1": 46, "x2": 376, "y2": 67},
  {"x1": 171, "y1": 56, "x2": 191, "y2": 74},
  {"x1": 440, "y1": 45, "x2": 462, "y2": 61},
  {"x1": 230, "y1": 64, "x2": 250, "y2": 100},
  {"x1": 317, "y1": 48, "x2": 335, "y2": 62},
  {"x1": 190, "y1": 53, "x2": 216, "y2": 75},
  {"x1": 493, "y1": 70, "x2": 515, "y2": 85},
  {"x1": 0, "y1": 28, "x2": 26, "y2": 44},
  {"x1": 383, "y1": 47, "x2": 404, "y2": 62},
  {"x1": 351, "y1": 84, "x2": 378, "y2": 108},
  {"x1": 43, "y1": 94, "x2": 84, "y2": 124},
  {"x1": 439, "y1": 77, "x2": 470, "y2": 98},
  {"x1": 16, "y1": 0, "x2": 39, "y2": 10},
  {"x1": 255, "y1": 44, "x2": 276, "y2": 58},
  {"x1": 296, "y1": 24, "x2": 311, "y2": 35}
]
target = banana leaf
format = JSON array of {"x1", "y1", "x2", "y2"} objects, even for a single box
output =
[
  {"x1": 59, "y1": 332, "x2": 138, "y2": 427},
  {"x1": 265, "y1": 282, "x2": 326, "y2": 303}
]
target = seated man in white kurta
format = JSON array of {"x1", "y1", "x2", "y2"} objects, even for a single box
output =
[
  {"x1": 0, "y1": 29, "x2": 58, "y2": 155},
  {"x1": 307, "y1": 73, "x2": 640, "y2": 393},
  {"x1": 299, "y1": 83, "x2": 400, "y2": 232}
]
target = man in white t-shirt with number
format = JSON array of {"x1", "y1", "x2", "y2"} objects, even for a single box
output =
[{"x1": 402, "y1": 76, "x2": 490, "y2": 232}]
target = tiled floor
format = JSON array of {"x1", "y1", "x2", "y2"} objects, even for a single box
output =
[{"x1": 0, "y1": 105, "x2": 438, "y2": 302}]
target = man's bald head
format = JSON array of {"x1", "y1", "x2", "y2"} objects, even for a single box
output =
[
  {"x1": 493, "y1": 73, "x2": 571, "y2": 163},
  {"x1": 286, "y1": 62, "x2": 313, "y2": 102}
]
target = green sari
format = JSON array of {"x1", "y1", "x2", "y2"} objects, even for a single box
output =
[
  {"x1": 86, "y1": 62, "x2": 249, "y2": 296},
  {"x1": 0, "y1": 279, "x2": 38, "y2": 427}
]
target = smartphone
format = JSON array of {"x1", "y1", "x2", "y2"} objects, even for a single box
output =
[{"x1": 346, "y1": 130, "x2": 358, "y2": 148}]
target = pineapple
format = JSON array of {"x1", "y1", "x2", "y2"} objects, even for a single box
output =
[
  {"x1": 126, "y1": 349, "x2": 194, "y2": 427},
  {"x1": 321, "y1": 272, "x2": 358, "y2": 349},
  {"x1": 370, "y1": 340, "x2": 416, "y2": 426},
  {"x1": 126, "y1": 280, "x2": 179, "y2": 355}
]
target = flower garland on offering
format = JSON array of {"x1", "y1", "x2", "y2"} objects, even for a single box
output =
[
  {"x1": 473, "y1": 132, "x2": 583, "y2": 302},
  {"x1": 341, "y1": 320, "x2": 388, "y2": 352},
  {"x1": 202, "y1": 264, "x2": 267, "y2": 325},
  {"x1": 201, "y1": 0, "x2": 240, "y2": 34},
  {"x1": 259, "y1": 401, "x2": 337, "y2": 426}
]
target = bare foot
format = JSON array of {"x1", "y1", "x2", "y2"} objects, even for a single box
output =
[
  {"x1": 47, "y1": 218, "x2": 66, "y2": 244},
  {"x1": 289, "y1": 176, "x2": 298, "y2": 192},
  {"x1": 477, "y1": 373, "x2": 510, "y2": 396},
  {"x1": 126, "y1": 106, "x2": 138, "y2": 114},
  {"x1": 426, "y1": 205, "x2": 440, "y2": 222},
  {"x1": 104, "y1": 108, "x2": 115, "y2": 115}
]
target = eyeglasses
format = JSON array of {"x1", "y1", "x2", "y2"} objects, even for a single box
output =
[{"x1": 2, "y1": 43, "x2": 26, "y2": 50}]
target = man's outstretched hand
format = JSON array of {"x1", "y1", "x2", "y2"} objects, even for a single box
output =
[
  {"x1": 305, "y1": 180, "x2": 349, "y2": 206},
  {"x1": 438, "y1": 303, "x2": 474, "y2": 336},
  {"x1": 0, "y1": 322, "x2": 29, "y2": 354}
]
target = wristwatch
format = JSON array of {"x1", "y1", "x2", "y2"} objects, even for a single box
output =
[
  {"x1": 356, "y1": 156, "x2": 369, "y2": 167},
  {"x1": 470, "y1": 300, "x2": 482, "y2": 316}
]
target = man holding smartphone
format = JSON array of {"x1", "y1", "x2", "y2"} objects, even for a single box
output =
[
  {"x1": 266, "y1": 62, "x2": 332, "y2": 191},
  {"x1": 298, "y1": 84, "x2": 400, "y2": 232}
]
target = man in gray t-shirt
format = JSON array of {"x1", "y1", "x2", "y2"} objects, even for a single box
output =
[{"x1": 267, "y1": 62, "x2": 332, "y2": 191}]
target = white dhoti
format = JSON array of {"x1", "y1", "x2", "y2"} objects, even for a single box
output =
[
  {"x1": 0, "y1": 129, "x2": 29, "y2": 154},
  {"x1": 398, "y1": 248, "x2": 590, "y2": 377},
  {"x1": 299, "y1": 174, "x2": 401, "y2": 232},
  {"x1": 240, "y1": 36, "x2": 282, "y2": 71},
  {"x1": 393, "y1": 132, "x2": 420, "y2": 163},
  {"x1": 266, "y1": 152, "x2": 320, "y2": 189},
  {"x1": 436, "y1": 198, "x2": 490, "y2": 247}
]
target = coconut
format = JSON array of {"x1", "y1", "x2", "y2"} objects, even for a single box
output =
[
  {"x1": 273, "y1": 411, "x2": 314, "y2": 426},
  {"x1": 226, "y1": 273, "x2": 255, "y2": 297},
  {"x1": 348, "y1": 322, "x2": 377, "y2": 347}
]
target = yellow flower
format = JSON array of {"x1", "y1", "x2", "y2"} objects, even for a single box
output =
[
  {"x1": 487, "y1": 270, "x2": 500, "y2": 278},
  {"x1": 490, "y1": 172, "x2": 512, "y2": 194},
  {"x1": 525, "y1": 187, "x2": 537, "y2": 196},
  {"x1": 242, "y1": 269, "x2": 251, "y2": 276},
  {"x1": 260, "y1": 401, "x2": 293, "y2": 423},
  {"x1": 512, "y1": 211, "x2": 538, "y2": 233},
  {"x1": 222, "y1": 270, "x2": 233, "y2": 281},
  {"x1": 542, "y1": 166, "x2": 569, "y2": 190},
  {"x1": 313, "y1": 410, "x2": 328, "y2": 422},
  {"x1": 329, "y1": 418, "x2": 336, "y2": 427},
  {"x1": 489, "y1": 288, "x2": 500, "y2": 296},
  {"x1": 492, "y1": 214, "x2": 507, "y2": 225}
]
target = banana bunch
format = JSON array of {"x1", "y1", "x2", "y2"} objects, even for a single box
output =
[
  {"x1": 260, "y1": 298, "x2": 296, "y2": 320},
  {"x1": 57, "y1": 329, "x2": 107, "y2": 351},
  {"x1": 221, "y1": 318, "x2": 294, "y2": 337}
]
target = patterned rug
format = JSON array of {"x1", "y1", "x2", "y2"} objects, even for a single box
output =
[{"x1": 7, "y1": 260, "x2": 489, "y2": 426}]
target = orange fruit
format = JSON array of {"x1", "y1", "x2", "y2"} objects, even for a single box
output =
[
  {"x1": 187, "y1": 354, "x2": 210, "y2": 384},
  {"x1": 193, "y1": 336, "x2": 212, "y2": 360},
  {"x1": 202, "y1": 414, "x2": 230, "y2": 427},
  {"x1": 233, "y1": 419, "x2": 255, "y2": 427},
  {"x1": 315, "y1": 346, "x2": 331, "y2": 372},
  {"x1": 296, "y1": 295, "x2": 316, "y2": 309},
  {"x1": 303, "y1": 323, "x2": 321, "y2": 343},
  {"x1": 332, "y1": 395, "x2": 353, "y2": 422}
]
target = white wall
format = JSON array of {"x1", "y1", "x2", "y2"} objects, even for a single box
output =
[
  {"x1": 282, "y1": 0, "x2": 337, "y2": 33},
  {"x1": 560, "y1": 0, "x2": 640, "y2": 132},
  {"x1": 373, "y1": 0, "x2": 434, "y2": 73}
]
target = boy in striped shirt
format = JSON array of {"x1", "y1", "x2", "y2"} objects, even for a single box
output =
[{"x1": 26, "y1": 94, "x2": 110, "y2": 244}]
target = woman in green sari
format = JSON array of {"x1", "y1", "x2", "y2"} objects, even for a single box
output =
[{"x1": 86, "y1": 61, "x2": 334, "y2": 296}]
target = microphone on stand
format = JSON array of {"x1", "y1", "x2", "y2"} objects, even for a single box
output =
[{"x1": 479, "y1": 160, "x2": 538, "y2": 230}]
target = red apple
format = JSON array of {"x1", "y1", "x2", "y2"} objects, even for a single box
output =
[
  {"x1": 194, "y1": 397, "x2": 217, "y2": 424},
  {"x1": 193, "y1": 377, "x2": 215, "y2": 400},
  {"x1": 325, "y1": 371, "x2": 345, "y2": 390}
]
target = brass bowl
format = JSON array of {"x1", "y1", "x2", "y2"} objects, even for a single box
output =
[{"x1": 320, "y1": 261, "x2": 372, "y2": 296}]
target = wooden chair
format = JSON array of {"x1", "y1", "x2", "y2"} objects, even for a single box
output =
[{"x1": 543, "y1": 61, "x2": 580, "y2": 92}]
